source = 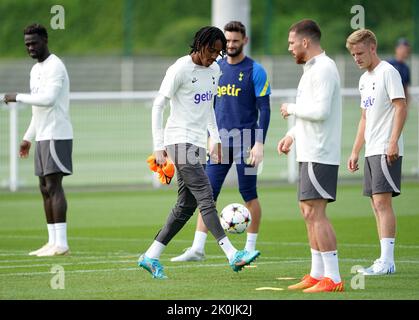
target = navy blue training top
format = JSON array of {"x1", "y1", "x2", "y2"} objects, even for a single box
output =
[
  {"x1": 387, "y1": 58, "x2": 410, "y2": 87},
  {"x1": 214, "y1": 56, "x2": 271, "y2": 145}
]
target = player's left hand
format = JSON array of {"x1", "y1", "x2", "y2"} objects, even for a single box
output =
[
  {"x1": 154, "y1": 150, "x2": 167, "y2": 165},
  {"x1": 4, "y1": 93, "x2": 17, "y2": 103},
  {"x1": 209, "y1": 142, "x2": 222, "y2": 164},
  {"x1": 248, "y1": 141, "x2": 264, "y2": 166},
  {"x1": 19, "y1": 140, "x2": 31, "y2": 158},
  {"x1": 280, "y1": 103, "x2": 290, "y2": 119},
  {"x1": 386, "y1": 142, "x2": 399, "y2": 166}
]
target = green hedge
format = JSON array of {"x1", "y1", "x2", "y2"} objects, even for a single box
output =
[{"x1": 0, "y1": 0, "x2": 413, "y2": 57}]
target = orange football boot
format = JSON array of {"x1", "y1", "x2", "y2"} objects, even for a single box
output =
[
  {"x1": 288, "y1": 274, "x2": 321, "y2": 290},
  {"x1": 146, "y1": 155, "x2": 159, "y2": 172},
  {"x1": 161, "y1": 160, "x2": 175, "y2": 178},
  {"x1": 159, "y1": 160, "x2": 175, "y2": 184},
  {"x1": 303, "y1": 277, "x2": 344, "y2": 293}
]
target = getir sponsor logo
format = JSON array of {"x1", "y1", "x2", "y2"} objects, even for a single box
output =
[
  {"x1": 362, "y1": 96, "x2": 375, "y2": 108},
  {"x1": 194, "y1": 91, "x2": 213, "y2": 104},
  {"x1": 217, "y1": 84, "x2": 242, "y2": 97}
]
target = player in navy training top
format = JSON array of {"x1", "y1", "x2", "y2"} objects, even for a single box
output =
[
  {"x1": 387, "y1": 38, "x2": 410, "y2": 104},
  {"x1": 171, "y1": 21, "x2": 271, "y2": 262}
]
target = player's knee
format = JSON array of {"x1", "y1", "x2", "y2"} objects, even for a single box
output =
[
  {"x1": 44, "y1": 181, "x2": 62, "y2": 197},
  {"x1": 372, "y1": 197, "x2": 392, "y2": 214},
  {"x1": 173, "y1": 204, "x2": 197, "y2": 219},
  {"x1": 198, "y1": 199, "x2": 216, "y2": 217},
  {"x1": 239, "y1": 187, "x2": 257, "y2": 203},
  {"x1": 212, "y1": 190, "x2": 221, "y2": 202},
  {"x1": 300, "y1": 204, "x2": 317, "y2": 222},
  {"x1": 39, "y1": 183, "x2": 48, "y2": 197}
]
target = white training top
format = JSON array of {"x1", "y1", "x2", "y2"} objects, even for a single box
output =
[
  {"x1": 286, "y1": 52, "x2": 342, "y2": 165},
  {"x1": 358, "y1": 61, "x2": 405, "y2": 157},
  {"x1": 17, "y1": 54, "x2": 73, "y2": 142},
  {"x1": 152, "y1": 55, "x2": 221, "y2": 150}
]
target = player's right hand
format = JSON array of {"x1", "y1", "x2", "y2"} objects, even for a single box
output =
[
  {"x1": 347, "y1": 153, "x2": 359, "y2": 172},
  {"x1": 4, "y1": 93, "x2": 17, "y2": 104},
  {"x1": 19, "y1": 140, "x2": 31, "y2": 158},
  {"x1": 154, "y1": 150, "x2": 167, "y2": 165}
]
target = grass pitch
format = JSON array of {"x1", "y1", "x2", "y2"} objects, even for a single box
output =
[{"x1": 1, "y1": 183, "x2": 419, "y2": 300}]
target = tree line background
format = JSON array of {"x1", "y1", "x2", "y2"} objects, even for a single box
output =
[{"x1": 0, "y1": 0, "x2": 414, "y2": 58}]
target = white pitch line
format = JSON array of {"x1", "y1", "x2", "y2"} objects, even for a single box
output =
[
  {"x1": 0, "y1": 260, "x2": 286, "y2": 277},
  {"x1": 1, "y1": 234, "x2": 419, "y2": 249},
  {"x1": 0, "y1": 256, "x2": 137, "y2": 264},
  {"x1": 2, "y1": 258, "x2": 419, "y2": 278},
  {"x1": 0, "y1": 249, "x2": 147, "y2": 255},
  {"x1": 0, "y1": 255, "x2": 306, "y2": 267},
  {"x1": 0, "y1": 267, "x2": 138, "y2": 277},
  {"x1": 0, "y1": 259, "x2": 135, "y2": 269},
  {"x1": 0, "y1": 235, "x2": 183, "y2": 243},
  {"x1": 0, "y1": 251, "x2": 137, "y2": 258}
]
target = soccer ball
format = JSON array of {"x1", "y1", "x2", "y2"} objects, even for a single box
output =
[{"x1": 219, "y1": 203, "x2": 251, "y2": 234}]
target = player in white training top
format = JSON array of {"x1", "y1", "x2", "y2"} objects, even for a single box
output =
[
  {"x1": 277, "y1": 19, "x2": 344, "y2": 293},
  {"x1": 137, "y1": 26, "x2": 260, "y2": 279},
  {"x1": 346, "y1": 29, "x2": 407, "y2": 276},
  {"x1": 4, "y1": 24, "x2": 73, "y2": 257}
]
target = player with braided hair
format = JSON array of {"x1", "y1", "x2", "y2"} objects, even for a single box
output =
[{"x1": 138, "y1": 26, "x2": 260, "y2": 279}]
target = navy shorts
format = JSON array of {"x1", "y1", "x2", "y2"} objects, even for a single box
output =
[{"x1": 206, "y1": 145, "x2": 258, "y2": 202}]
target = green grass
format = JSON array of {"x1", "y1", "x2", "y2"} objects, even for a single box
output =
[{"x1": 1, "y1": 183, "x2": 419, "y2": 300}]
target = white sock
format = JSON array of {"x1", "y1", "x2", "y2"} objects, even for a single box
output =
[
  {"x1": 321, "y1": 250, "x2": 341, "y2": 283},
  {"x1": 191, "y1": 231, "x2": 207, "y2": 253},
  {"x1": 218, "y1": 236, "x2": 237, "y2": 261},
  {"x1": 47, "y1": 224, "x2": 56, "y2": 246},
  {"x1": 54, "y1": 223, "x2": 68, "y2": 248},
  {"x1": 380, "y1": 238, "x2": 395, "y2": 263},
  {"x1": 145, "y1": 240, "x2": 166, "y2": 260},
  {"x1": 309, "y1": 248, "x2": 324, "y2": 280},
  {"x1": 245, "y1": 233, "x2": 258, "y2": 252}
]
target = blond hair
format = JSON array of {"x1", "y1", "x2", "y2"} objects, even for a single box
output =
[{"x1": 346, "y1": 29, "x2": 377, "y2": 50}]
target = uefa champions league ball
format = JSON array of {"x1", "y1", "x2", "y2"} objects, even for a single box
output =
[{"x1": 219, "y1": 203, "x2": 251, "y2": 234}]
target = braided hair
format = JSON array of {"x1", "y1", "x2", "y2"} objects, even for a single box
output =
[{"x1": 190, "y1": 26, "x2": 226, "y2": 56}]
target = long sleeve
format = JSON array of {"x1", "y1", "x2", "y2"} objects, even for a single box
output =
[
  {"x1": 151, "y1": 94, "x2": 168, "y2": 151},
  {"x1": 23, "y1": 115, "x2": 36, "y2": 142},
  {"x1": 286, "y1": 126, "x2": 296, "y2": 140},
  {"x1": 207, "y1": 105, "x2": 221, "y2": 145},
  {"x1": 255, "y1": 95, "x2": 271, "y2": 143},
  {"x1": 16, "y1": 65, "x2": 64, "y2": 107},
  {"x1": 287, "y1": 70, "x2": 334, "y2": 121}
]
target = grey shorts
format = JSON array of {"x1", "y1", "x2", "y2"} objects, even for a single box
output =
[
  {"x1": 35, "y1": 140, "x2": 73, "y2": 177},
  {"x1": 298, "y1": 162, "x2": 338, "y2": 202},
  {"x1": 363, "y1": 155, "x2": 402, "y2": 197}
]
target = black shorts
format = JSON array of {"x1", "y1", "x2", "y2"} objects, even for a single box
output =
[
  {"x1": 363, "y1": 155, "x2": 402, "y2": 197},
  {"x1": 35, "y1": 140, "x2": 73, "y2": 177},
  {"x1": 298, "y1": 162, "x2": 338, "y2": 202}
]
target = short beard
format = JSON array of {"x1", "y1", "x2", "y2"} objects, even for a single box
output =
[
  {"x1": 294, "y1": 53, "x2": 306, "y2": 65},
  {"x1": 227, "y1": 45, "x2": 244, "y2": 58}
]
